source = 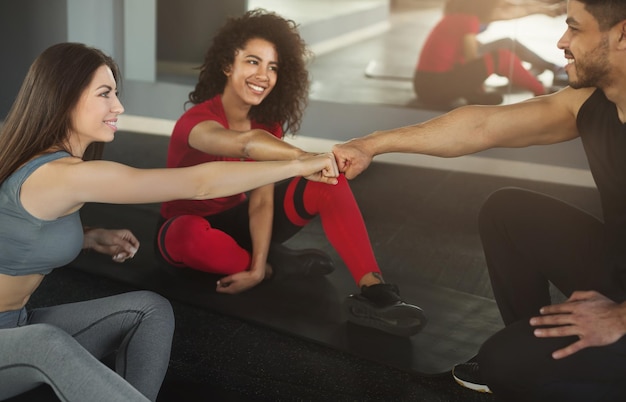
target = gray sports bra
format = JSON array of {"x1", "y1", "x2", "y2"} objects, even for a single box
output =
[{"x1": 0, "y1": 151, "x2": 84, "y2": 276}]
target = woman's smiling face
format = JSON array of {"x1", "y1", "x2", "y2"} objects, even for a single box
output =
[
  {"x1": 69, "y1": 65, "x2": 124, "y2": 153},
  {"x1": 224, "y1": 37, "x2": 279, "y2": 106}
]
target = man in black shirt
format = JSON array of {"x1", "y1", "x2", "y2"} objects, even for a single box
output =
[{"x1": 333, "y1": 1, "x2": 626, "y2": 400}]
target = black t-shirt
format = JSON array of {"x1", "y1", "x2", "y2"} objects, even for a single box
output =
[{"x1": 577, "y1": 88, "x2": 626, "y2": 278}]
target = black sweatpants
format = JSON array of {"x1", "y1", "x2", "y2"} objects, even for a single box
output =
[{"x1": 477, "y1": 187, "x2": 626, "y2": 402}]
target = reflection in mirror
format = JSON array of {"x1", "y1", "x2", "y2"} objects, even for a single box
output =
[
  {"x1": 156, "y1": 0, "x2": 566, "y2": 110},
  {"x1": 246, "y1": 0, "x2": 566, "y2": 110},
  {"x1": 412, "y1": 0, "x2": 568, "y2": 109}
]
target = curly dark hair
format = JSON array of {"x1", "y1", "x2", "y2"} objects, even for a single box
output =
[{"x1": 188, "y1": 8, "x2": 311, "y2": 134}]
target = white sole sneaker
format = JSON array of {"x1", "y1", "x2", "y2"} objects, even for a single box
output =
[{"x1": 452, "y1": 365, "x2": 493, "y2": 393}]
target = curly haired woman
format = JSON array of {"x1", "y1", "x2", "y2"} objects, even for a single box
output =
[{"x1": 155, "y1": 9, "x2": 427, "y2": 337}]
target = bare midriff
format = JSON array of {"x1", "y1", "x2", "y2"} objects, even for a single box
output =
[{"x1": 0, "y1": 273, "x2": 44, "y2": 312}]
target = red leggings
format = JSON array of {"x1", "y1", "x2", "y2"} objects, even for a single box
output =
[
  {"x1": 156, "y1": 175, "x2": 381, "y2": 284},
  {"x1": 492, "y1": 48, "x2": 545, "y2": 96},
  {"x1": 414, "y1": 48, "x2": 544, "y2": 106}
]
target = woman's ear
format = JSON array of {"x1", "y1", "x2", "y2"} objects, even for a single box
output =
[{"x1": 223, "y1": 65, "x2": 232, "y2": 77}]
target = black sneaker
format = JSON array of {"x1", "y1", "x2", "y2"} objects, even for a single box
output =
[
  {"x1": 453, "y1": 360, "x2": 492, "y2": 393},
  {"x1": 344, "y1": 283, "x2": 427, "y2": 337},
  {"x1": 267, "y1": 243, "x2": 335, "y2": 277}
]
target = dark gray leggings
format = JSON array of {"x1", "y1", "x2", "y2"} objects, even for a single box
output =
[
  {"x1": 477, "y1": 188, "x2": 626, "y2": 401},
  {"x1": 0, "y1": 290, "x2": 174, "y2": 402}
]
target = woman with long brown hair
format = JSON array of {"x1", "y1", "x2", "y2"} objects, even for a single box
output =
[{"x1": 0, "y1": 42, "x2": 337, "y2": 401}]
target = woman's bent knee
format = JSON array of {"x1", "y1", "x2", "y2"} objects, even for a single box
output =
[{"x1": 130, "y1": 290, "x2": 174, "y2": 329}]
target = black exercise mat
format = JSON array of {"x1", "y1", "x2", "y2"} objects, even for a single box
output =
[{"x1": 72, "y1": 200, "x2": 501, "y2": 376}]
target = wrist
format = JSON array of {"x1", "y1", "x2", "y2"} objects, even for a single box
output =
[
  {"x1": 248, "y1": 261, "x2": 267, "y2": 279},
  {"x1": 82, "y1": 227, "x2": 97, "y2": 250},
  {"x1": 250, "y1": 269, "x2": 265, "y2": 282},
  {"x1": 293, "y1": 147, "x2": 307, "y2": 160},
  {"x1": 358, "y1": 134, "x2": 380, "y2": 158}
]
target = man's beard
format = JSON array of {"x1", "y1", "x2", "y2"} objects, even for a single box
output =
[{"x1": 569, "y1": 36, "x2": 611, "y2": 89}]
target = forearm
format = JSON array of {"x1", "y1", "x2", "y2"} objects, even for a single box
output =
[
  {"x1": 492, "y1": 1, "x2": 559, "y2": 20},
  {"x1": 463, "y1": 35, "x2": 480, "y2": 61},
  {"x1": 189, "y1": 123, "x2": 306, "y2": 161},
  {"x1": 191, "y1": 159, "x2": 311, "y2": 200},
  {"x1": 70, "y1": 153, "x2": 336, "y2": 207},
  {"x1": 247, "y1": 187, "x2": 274, "y2": 275},
  {"x1": 243, "y1": 129, "x2": 306, "y2": 161},
  {"x1": 356, "y1": 106, "x2": 494, "y2": 159},
  {"x1": 82, "y1": 226, "x2": 97, "y2": 249},
  {"x1": 353, "y1": 94, "x2": 579, "y2": 160}
]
